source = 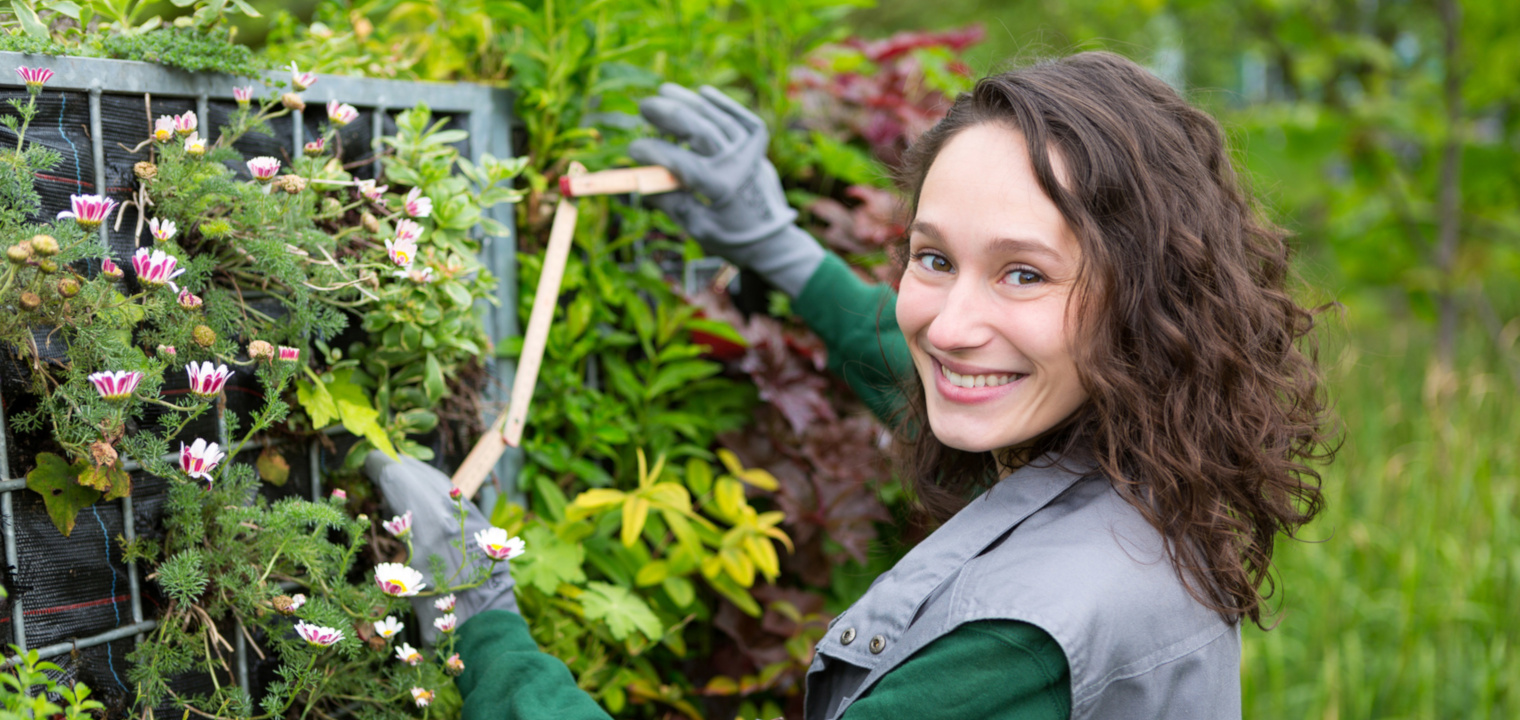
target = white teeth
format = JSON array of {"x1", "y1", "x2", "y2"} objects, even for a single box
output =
[{"x1": 940, "y1": 364, "x2": 1020, "y2": 389}]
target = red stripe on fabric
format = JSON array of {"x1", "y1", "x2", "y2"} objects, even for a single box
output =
[
  {"x1": 34, "y1": 173, "x2": 95, "y2": 188},
  {"x1": 0, "y1": 594, "x2": 130, "y2": 623}
]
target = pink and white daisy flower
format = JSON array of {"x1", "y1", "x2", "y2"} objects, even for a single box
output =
[
  {"x1": 303, "y1": 138, "x2": 325, "y2": 156},
  {"x1": 374, "y1": 563, "x2": 425, "y2": 597},
  {"x1": 278, "y1": 346, "x2": 300, "y2": 362},
  {"x1": 154, "y1": 116, "x2": 175, "y2": 142},
  {"x1": 433, "y1": 614, "x2": 456, "y2": 634},
  {"x1": 177, "y1": 289, "x2": 202, "y2": 310},
  {"x1": 373, "y1": 616, "x2": 403, "y2": 639},
  {"x1": 393, "y1": 218, "x2": 423, "y2": 245},
  {"x1": 247, "y1": 156, "x2": 281, "y2": 182},
  {"x1": 403, "y1": 188, "x2": 432, "y2": 218},
  {"x1": 87, "y1": 371, "x2": 143, "y2": 402},
  {"x1": 57, "y1": 194, "x2": 118, "y2": 230},
  {"x1": 356, "y1": 179, "x2": 387, "y2": 202},
  {"x1": 15, "y1": 67, "x2": 53, "y2": 91},
  {"x1": 474, "y1": 527, "x2": 525, "y2": 562},
  {"x1": 100, "y1": 258, "x2": 124, "y2": 279},
  {"x1": 326, "y1": 100, "x2": 359, "y2": 127},
  {"x1": 433, "y1": 594, "x2": 456, "y2": 613},
  {"x1": 385, "y1": 235, "x2": 418, "y2": 268},
  {"x1": 149, "y1": 218, "x2": 177, "y2": 243},
  {"x1": 131, "y1": 247, "x2": 186, "y2": 290},
  {"x1": 445, "y1": 654, "x2": 464, "y2": 673},
  {"x1": 179, "y1": 438, "x2": 226, "y2": 481},
  {"x1": 173, "y1": 111, "x2": 197, "y2": 137},
  {"x1": 381, "y1": 510, "x2": 412, "y2": 538},
  {"x1": 186, "y1": 361, "x2": 233, "y2": 398},
  {"x1": 294, "y1": 620, "x2": 343, "y2": 647},
  {"x1": 331, "y1": 488, "x2": 347, "y2": 501},
  {"x1": 183, "y1": 132, "x2": 206, "y2": 157},
  {"x1": 289, "y1": 62, "x2": 317, "y2": 92},
  {"x1": 233, "y1": 86, "x2": 254, "y2": 106},
  {"x1": 394, "y1": 266, "x2": 435, "y2": 284},
  {"x1": 395, "y1": 642, "x2": 423, "y2": 666},
  {"x1": 410, "y1": 688, "x2": 433, "y2": 708}
]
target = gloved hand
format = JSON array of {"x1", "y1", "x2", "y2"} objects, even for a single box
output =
[
  {"x1": 628, "y1": 83, "x2": 824, "y2": 297},
  {"x1": 364, "y1": 451, "x2": 518, "y2": 644}
]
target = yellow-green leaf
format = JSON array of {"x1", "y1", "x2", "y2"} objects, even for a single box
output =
[
  {"x1": 744, "y1": 535, "x2": 780, "y2": 581},
  {"x1": 634, "y1": 560, "x2": 668, "y2": 587},
  {"x1": 720, "y1": 546, "x2": 755, "y2": 587},
  {"x1": 685, "y1": 458, "x2": 713, "y2": 496},
  {"x1": 738, "y1": 468, "x2": 779, "y2": 491},
  {"x1": 717, "y1": 448, "x2": 745, "y2": 477},
  {"x1": 713, "y1": 477, "x2": 745, "y2": 522},
  {"x1": 662, "y1": 575, "x2": 695, "y2": 608},
  {"x1": 621, "y1": 496, "x2": 650, "y2": 547},
  {"x1": 643, "y1": 483, "x2": 691, "y2": 513}
]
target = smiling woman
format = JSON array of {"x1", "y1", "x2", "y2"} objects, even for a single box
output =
[{"x1": 395, "y1": 52, "x2": 1335, "y2": 720}]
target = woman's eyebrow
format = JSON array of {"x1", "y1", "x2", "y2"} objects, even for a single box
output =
[{"x1": 910, "y1": 221, "x2": 1060, "y2": 259}]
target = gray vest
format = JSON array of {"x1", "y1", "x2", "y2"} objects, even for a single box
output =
[{"x1": 804, "y1": 457, "x2": 1241, "y2": 720}]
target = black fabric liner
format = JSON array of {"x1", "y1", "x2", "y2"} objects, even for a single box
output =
[{"x1": 2, "y1": 86, "x2": 468, "y2": 716}]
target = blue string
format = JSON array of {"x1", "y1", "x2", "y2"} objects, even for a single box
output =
[
  {"x1": 89, "y1": 506, "x2": 127, "y2": 693},
  {"x1": 58, "y1": 93, "x2": 83, "y2": 190}
]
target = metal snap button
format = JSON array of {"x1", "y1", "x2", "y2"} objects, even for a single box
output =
[
  {"x1": 840, "y1": 627, "x2": 857, "y2": 645},
  {"x1": 869, "y1": 635, "x2": 886, "y2": 654}
]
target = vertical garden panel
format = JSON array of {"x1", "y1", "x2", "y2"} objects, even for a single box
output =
[{"x1": 0, "y1": 53, "x2": 520, "y2": 702}]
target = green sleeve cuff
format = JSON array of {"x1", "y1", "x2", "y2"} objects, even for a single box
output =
[
  {"x1": 456, "y1": 610, "x2": 612, "y2": 720},
  {"x1": 842, "y1": 620, "x2": 1071, "y2": 720},
  {"x1": 793, "y1": 253, "x2": 913, "y2": 425}
]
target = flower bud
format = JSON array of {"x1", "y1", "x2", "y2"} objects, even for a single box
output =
[
  {"x1": 157, "y1": 344, "x2": 177, "y2": 357},
  {"x1": 134, "y1": 161, "x2": 158, "y2": 181},
  {"x1": 192, "y1": 324, "x2": 216, "y2": 348},
  {"x1": 332, "y1": 488, "x2": 347, "y2": 502},
  {"x1": 449, "y1": 487, "x2": 463, "y2": 501},
  {"x1": 323, "y1": 197, "x2": 343, "y2": 216},
  {"x1": 280, "y1": 175, "x2": 307, "y2": 194},
  {"x1": 56, "y1": 277, "x2": 80, "y2": 298},
  {"x1": 7, "y1": 243, "x2": 32, "y2": 264},
  {"x1": 30, "y1": 234, "x2": 59, "y2": 257},
  {"x1": 281, "y1": 93, "x2": 306, "y2": 111},
  {"x1": 177, "y1": 290, "x2": 203, "y2": 310},
  {"x1": 248, "y1": 340, "x2": 275, "y2": 361},
  {"x1": 20, "y1": 292, "x2": 41, "y2": 311},
  {"x1": 361, "y1": 212, "x2": 380, "y2": 234},
  {"x1": 37, "y1": 259, "x2": 57, "y2": 274}
]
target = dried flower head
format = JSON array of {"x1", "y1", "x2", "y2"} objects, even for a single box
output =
[
  {"x1": 248, "y1": 340, "x2": 275, "y2": 361},
  {"x1": 192, "y1": 324, "x2": 217, "y2": 347},
  {"x1": 281, "y1": 92, "x2": 306, "y2": 111},
  {"x1": 56, "y1": 277, "x2": 80, "y2": 298},
  {"x1": 30, "y1": 234, "x2": 59, "y2": 257},
  {"x1": 6, "y1": 244, "x2": 30, "y2": 264},
  {"x1": 134, "y1": 161, "x2": 158, "y2": 180},
  {"x1": 19, "y1": 292, "x2": 40, "y2": 311}
]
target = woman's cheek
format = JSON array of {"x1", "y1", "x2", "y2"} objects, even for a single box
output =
[{"x1": 894, "y1": 273, "x2": 939, "y2": 352}]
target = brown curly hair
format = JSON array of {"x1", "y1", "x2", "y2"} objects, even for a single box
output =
[{"x1": 889, "y1": 51, "x2": 1335, "y2": 628}]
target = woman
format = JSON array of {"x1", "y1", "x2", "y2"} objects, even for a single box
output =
[{"x1": 368, "y1": 51, "x2": 1333, "y2": 719}]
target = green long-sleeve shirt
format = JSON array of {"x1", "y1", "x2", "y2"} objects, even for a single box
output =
[{"x1": 453, "y1": 252, "x2": 1072, "y2": 720}]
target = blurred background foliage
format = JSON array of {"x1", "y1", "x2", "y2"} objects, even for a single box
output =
[{"x1": 6, "y1": 0, "x2": 1518, "y2": 716}]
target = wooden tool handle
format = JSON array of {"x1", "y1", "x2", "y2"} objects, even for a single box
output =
[
  {"x1": 451, "y1": 163, "x2": 586, "y2": 497},
  {"x1": 559, "y1": 165, "x2": 681, "y2": 198}
]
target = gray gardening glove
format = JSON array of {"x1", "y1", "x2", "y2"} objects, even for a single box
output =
[
  {"x1": 628, "y1": 83, "x2": 824, "y2": 297},
  {"x1": 364, "y1": 451, "x2": 518, "y2": 644}
]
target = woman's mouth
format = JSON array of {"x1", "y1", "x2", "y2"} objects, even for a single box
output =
[{"x1": 933, "y1": 358, "x2": 1026, "y2": 403}]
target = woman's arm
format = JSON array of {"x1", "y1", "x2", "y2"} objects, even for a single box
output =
[
  {"x1": 793, "y1": 252, "x2": 913, "y2": 426},
  {"x1": 455, "y1": 610, "x2": 613, "y2": 720}
]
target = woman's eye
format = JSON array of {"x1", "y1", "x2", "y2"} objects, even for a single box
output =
[
  {"x1": 916, "y1": 252, "x2": 952, "y2": 273},
  {"x1": 1007, "y1": 268, "x2": 1044, "y2": 285}
]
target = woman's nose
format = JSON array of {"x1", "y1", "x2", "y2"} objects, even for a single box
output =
[{"x1": 924, "y1": 277, "x2": 995, "y2": 352}]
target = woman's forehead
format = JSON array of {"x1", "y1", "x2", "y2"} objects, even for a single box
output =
[{"x1": 915, "y1": 125, "x2": 1076, "y2": 256}]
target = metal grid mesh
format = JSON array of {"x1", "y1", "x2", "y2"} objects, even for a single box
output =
[{"x1": 0, "y1": 54, "x2": 522, "y2": 693}]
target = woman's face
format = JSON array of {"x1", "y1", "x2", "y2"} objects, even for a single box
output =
[{"x1": 896, "y1": 123, "x2": 1089, "y2": 455}]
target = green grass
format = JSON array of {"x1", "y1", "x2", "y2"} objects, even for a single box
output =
[{"x1": 1241, "y1": 323, "x2": 1520, "y2": 718}]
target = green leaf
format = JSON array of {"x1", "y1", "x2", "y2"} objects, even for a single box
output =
[
  {"x1": 256, "y1": 447, "x2": 290, "y2": 486},
  {"x1": 646, "y1": 360, "x2": 721, "y2": 400},
  {"x1": 423, "y1": 354, "x2": 446, "y2": 404},
  {"x1": 634, "y1": 560, "x2": 668, "y2": 587},
  {"x1": 685, "y1": 459, "x2": 713, "y2": 497},
  {"x1": 515, "y1": 524, "x2": 585, "y2": 595},
  {"x1": 26, "y1": 453, "x2": 100, "y2": 537},
  {"x1": 79, "y1": 463, "x2": 131, "y2": 501},
  {"x1": 661, "y1": 575, "x2": 695, "y2": 608},
  {"x1": 296, "y1": 378, "x2": 340, "y2": 428},
  {"x1": 327, "y1": 371, "x2": 398, "y2": 459},
  {"x1": 580, "y1": 581, "x2": 664, "y2": 642},
  {"x1": 11, "y1": 1, "x2": 49, "y2": 38}
]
